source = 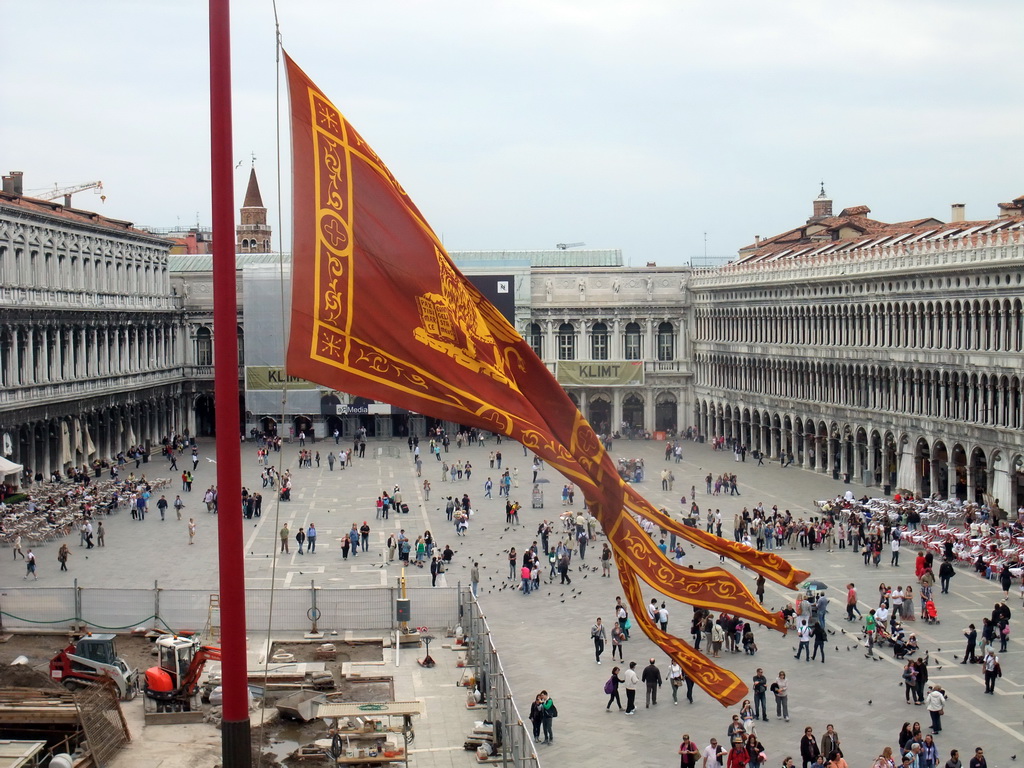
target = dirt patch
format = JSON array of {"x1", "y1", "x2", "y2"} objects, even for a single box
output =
[
  {"x1": 270, "y1": 641, "x2": 384, "y2": 664},
  {"x1": 0, "y1": 632, "x2": 159, "y2": 679},
  {"x1": 0, "y1": 661, "x2": 60, "y2": 689}
]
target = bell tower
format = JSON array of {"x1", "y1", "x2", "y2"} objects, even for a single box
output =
[
  {"x1": 237, "y1": 165, "x2": 272, "y2": 253},
  {"x1": 809, "y1": 182, "x2": 833, "y2": 223}
]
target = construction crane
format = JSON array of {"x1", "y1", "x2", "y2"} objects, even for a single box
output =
[
  {"x1": 555, "y1": 241, "x2": 586, "y2": 250},
  {"x1": 27, "y1": 181, "x2": 105, "y2": 207}
]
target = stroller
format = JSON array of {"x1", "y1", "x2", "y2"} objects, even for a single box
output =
[{"x1": 922, "y1": 599, "x2": 939, "y2": 624}]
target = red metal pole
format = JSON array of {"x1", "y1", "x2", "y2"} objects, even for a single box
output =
[{"x1": 208, "y1": 1, "x2": 250, "y2": 766}]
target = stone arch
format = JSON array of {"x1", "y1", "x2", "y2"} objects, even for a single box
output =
[{"x1": 654, "y1": 390, "x2": 677, "y2": 433}]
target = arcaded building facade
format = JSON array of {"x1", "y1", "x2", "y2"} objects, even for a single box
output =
[
  {"x1": 3, "y1": 165, "x2": 1022, "y2": 512},
  {"x1": 0, "y1": 171, "x2": 187, "y2": 478},
  {"x1": 691, "y1": 190, "x2": 1024, "y2": 511}
]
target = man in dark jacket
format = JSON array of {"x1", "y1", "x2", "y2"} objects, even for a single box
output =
[
  {"x1": 939, "y1": 560, "x2": 955, "y2": 593},
  {"x1": 962, "y1": 624, "x2": 977, "y2": 664},
  {"x1": 642, "y1": 658, "x2": 663, "y2": 707}
]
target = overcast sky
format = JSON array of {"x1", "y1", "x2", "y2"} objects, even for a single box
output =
[{"x1": 4, "y1": 1, "x2": 1023, "y2": 265}]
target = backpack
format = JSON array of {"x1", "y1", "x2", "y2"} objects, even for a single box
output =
[{"x1": 604, "y1": 677, "x2": 615, "y2": 694}]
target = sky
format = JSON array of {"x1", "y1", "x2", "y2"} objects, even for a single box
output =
[{"x1": 3, "y1": 1, "x2": 1023, "y2": 266}]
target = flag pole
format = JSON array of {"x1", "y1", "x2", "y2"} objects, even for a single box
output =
[{"x1": 209, "y1": 1, "x2": 251, "y2": 766}]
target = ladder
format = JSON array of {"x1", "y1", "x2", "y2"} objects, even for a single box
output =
[{"x1": 206, "y1": 594, "x2": 221, "y2": 640}]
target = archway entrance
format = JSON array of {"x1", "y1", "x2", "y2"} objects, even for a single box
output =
[
  {"x1": 294, "y1": 416, "x2": 313, "y2": 441},
  {"x1": 622, "y1": 394, "x2": 644, "y2": 431},
  {"x1": 950, "y1": 444, "x2": 967, "y2": 500},
  {"x1": 654, "y1": 393, "x2": 677, "y2": 433},
  {"x1": 587, "y1": 395, "x2": 611, "y2": 435},
  {"x1": 970, "y1": 447, "x2": 988, "y2": 504},
  {"x1": 195, "y1": 394, "x2": 216, "y2": 436},
  {"x1": 932, "y1": 441, "x2": 949, "y2": 499}
]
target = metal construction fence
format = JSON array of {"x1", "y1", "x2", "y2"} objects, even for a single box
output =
[
  {"x1": 0, "y1": 581, "x2": 461, "y2": 635},
  {"x1": 458, "y1": 587, "x2": 541, "y2": 768}
]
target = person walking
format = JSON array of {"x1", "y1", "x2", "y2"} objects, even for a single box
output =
[
  {"x1": 794, "y1": 620, "x2": 811, "y2": 661},
  {"x1": 704, "y1": 739, "x2": 726, "y2": 768},
  {"x1": 539, "y1": 691, "x2": 556, "y2": 744},
  {"x1": 58, "y1": 543, "x2": 71, "y2": 572},
  {"x1": 188, "y1": 518, "x2": 196, "y2": 545},
  {"x1": 982, "y1": 650, "x2": 1001, "y2": 694},
  {"x1": 773, "y1": 670, "x2": 789, "y2": 721},
  {"x1": 173, "y1": 495, "x2": 185, "y2": 520},
  {"x1": 25, "y1": 548, "x2": 37, "y2": 580},
  {"x1": 307, "y1": 523, "x2": 317, "y2": 553},
  {"x1": 11, "y1": 534, "x2": 25, "y2": 560},
  {"x1": 360, "y1": 521, "x2": 370, "y2": 552},
  {"x1": 938, "y1": 561, "x2": 955, "y2": 594},
  {"x1": 924, "y1": 685, "x2": 945, "y2": 733},
  {"x1": 605, "y1": 666, "x2": 623, "y2": 711},
  {"x1": 528, "y1": 693, "x2": 545, "y2": 741},
  {"x1": 157, "y1": 494, "x2": 168, "y2": 521},
  {"x1": 470, "y1": 562, "x2": 480, "y2": 597},
  {"x1": 680, "y1": 734, "x2": 701, "y2": 768},
  {"x1": 811, "y1": 621, "x2": 827, "y2": 663},
  {"x1": 820, "y1": 725, "x2": 841, "y2": 760},
  {"x1": 962, "y1": 624, "x2": 977, "y2": 664},
  {"x1": 669, "y1": 659, "x2": 684, "y2": 704},
  {"x1": 97, "y1": 521, "x2": 105, "y2": 547},
  {"x1": 623, "y1": 660, "x2": 639, "y2": 714},
  {"x1": 296, "y1": 526, "x2": 306, "y2": 555},
  {"x1": 280, "y1": 523, "x2": 290, "y2": 553},
  {"x1": 610, "y1": 621, "x2": 625, "y2": 661},
  {"x1": 642, "y1": 657, "x2": 663, "y2": 708},
  {"x1": 752, "y1": 668, "x2": 768, "y2": 721},
  {"x1": 800, "y1": 727, "x2": 821, "y2": 768},
  {"x1": 591, "y1": 617, "x2": 607, "y2": 664}
]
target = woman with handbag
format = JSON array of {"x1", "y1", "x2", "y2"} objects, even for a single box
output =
[{"x1": 669, "y1": 660, "x2": 684, "y2": 704}]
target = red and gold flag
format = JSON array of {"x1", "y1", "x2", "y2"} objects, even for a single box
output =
[{"x1": 284, "y1": 53, "x2": 809, "y2": 705}]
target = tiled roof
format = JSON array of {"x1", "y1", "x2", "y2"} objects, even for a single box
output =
[
  {"x1": 0, "y1": 191, "x2": 170, "y2": 242},
  {"x1": 734, "y1": 214, "x2": 1024, "y2": 266},
  {"x1": 734, "y1": 195, "x2": 1024, "y2": 266}
]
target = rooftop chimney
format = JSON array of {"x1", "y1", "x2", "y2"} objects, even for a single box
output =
[
  {"x1": 9, "y1": 171, "x2": 23, "y2": 196},
  {"x1": 951, "y1": 203, "x2": 965, "y2": 222}
]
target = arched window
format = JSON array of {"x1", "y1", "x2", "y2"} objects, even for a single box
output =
[
  {"x1": 591, "y1": 322, "x2": 609, "y2": 360},
  {"x1": 624, "y1": 322, "x2": 642, "y2": 360},
  {"x1": 557, "y1": 322, "x2": 576, "y2": 361},
  {"x1": 525, "y1": 322, "x2": 542, "y2": 357},
  {"x1": 657, "y1": 321, "x2": 674, "y2": 361},
  {"x1": 195, "y1": 327, "x2": 213, "y2": 366}
]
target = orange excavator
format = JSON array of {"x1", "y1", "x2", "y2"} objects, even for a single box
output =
[{"x1": 144, "y1": 635, "x2": 221, "y2": 711}]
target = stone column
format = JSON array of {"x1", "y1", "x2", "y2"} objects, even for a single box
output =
[
  {"x1": 40, "y1": 327, "x2": 52, "y2": 383},
  {"x1": 26, "y1": 329, "x2": 36, "y2": 384},
  {"x1": 5, "y1": 328, "x2": 15, "y2": 388}
]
